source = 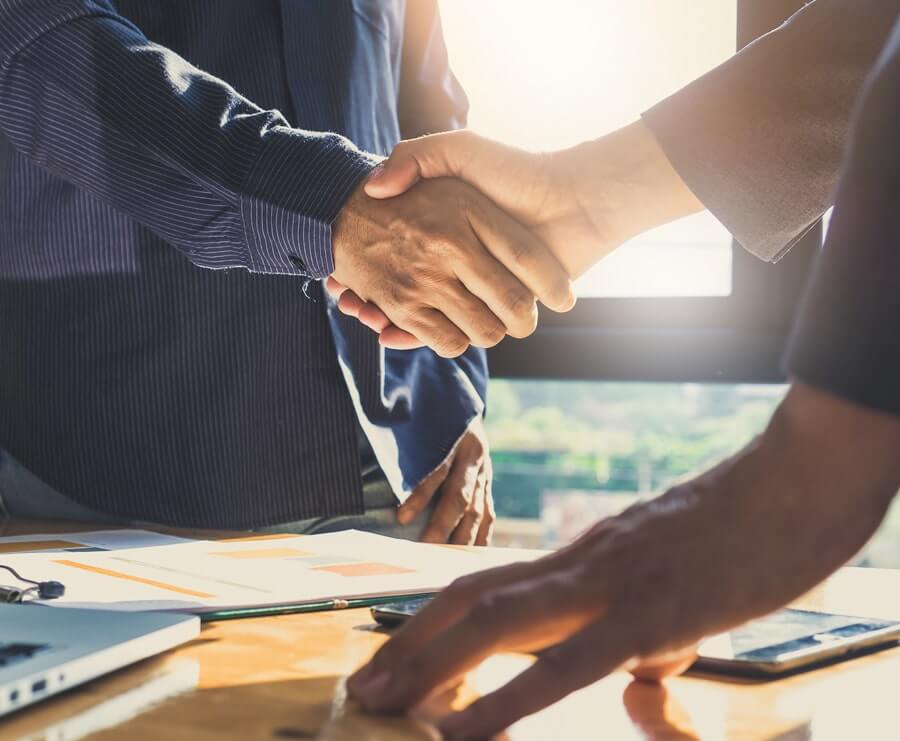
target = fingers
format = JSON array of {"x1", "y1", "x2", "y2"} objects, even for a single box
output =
[
  {"x1": 420, "y1": 449, "x2": 479, "y2": 544},
  {"x1": 365, "y1": 131, "x2": 480, "y2": 199},
  {"x1": 330, "y1": 283, "x2": 425, "y2": 348},
  {"x1": 454, "y1": 251, "x2": 538, "y2": 341},
  {"x1": 344, "y1": 273, "x2": 512, "y2": 351},
  {"x1": 356, "y1": 301, "x2": 392, "y2": 333},
  {"x1": 353, "y1": 569, "x2": 596, "y2": 714},
  {"x1": 629, "y1": 645, "x2": 698, "y2": 682},
  {"x1": 340, "y1": 282, "x2": 507, "y2": 351},
  {"x1": 324, "y1": 276, "x2": 347, "y2": 299},
  {"x1": 337, "y1": 290, "x2": 366, "y2": 320},
  {"x1": 449, "y1": 465, "x2": 487, "y2": 546},
  {"x1": 388, "y1": 307, "x2": 471, "y2": 359},
  {"x1": 349, "y1": 560, "x2": 537, "y2": 694},
  {"x1": 365, "y1": 155, "x2": 422, "y2": 199},
  {"x1": 430, "y1": 282, "x2": 508, "y2": 349},
  {"x1": 367, "y1": 136, "x2": 576, "y2": 315},
  {"x1": 397, "y1": 458, "x2": 452, "y2": 526},
  {"x1": 329, "y1": 279, "x2": 389, "y2": 332},
  {"x1": 475, "y1": 472, "x2": 495, "y2": 546},
  {"x1": 379, "y1": 326, "x2": 425, "y2": 350},
  {"x1": 438, "y1": 619, "x2": 636, "y2": 740},
  {"x1": 466, "y1": 203, "x2": 575, "y2": 316}
]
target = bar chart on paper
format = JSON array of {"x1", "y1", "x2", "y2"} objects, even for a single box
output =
[{"x1": 0, "y1": 530, "x2": 545, "y2": 616}]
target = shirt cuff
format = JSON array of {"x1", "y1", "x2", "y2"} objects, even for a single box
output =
[{"x1": 240, "y1": 126, "x2": 379, "y2": 279}]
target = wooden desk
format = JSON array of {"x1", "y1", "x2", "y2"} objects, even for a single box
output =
[{"x1": 3, "y1": 521, "x2": 900, "y2": 740}]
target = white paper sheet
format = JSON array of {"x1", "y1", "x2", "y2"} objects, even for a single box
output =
[{"x1": 0, "y1": 529, "x2": 545, "y2": 615}]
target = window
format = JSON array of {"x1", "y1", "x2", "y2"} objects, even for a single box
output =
[
  {"x1": 485, "y1": 379, "x2": 900, "y2": 569},
  {"x1": 439, "y1": 0, "x2": 819, "y2": 382},
  {"x1": 485, "y1": 380, "x2": 787, "y2": 547}
]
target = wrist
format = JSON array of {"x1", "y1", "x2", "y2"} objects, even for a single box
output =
[
  {"x1": 559, "y1": 120, "x2": 704, "y2": 249},
  {"x1": 242, "y1": 127, "x2": 377, "y2": 279},
  {"x1": 331, "y1": 179, "x2": 380, "y2": 291}
]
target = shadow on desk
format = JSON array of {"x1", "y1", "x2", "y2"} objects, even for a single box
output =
[
  {"x1": 623, "y1": 680, "x2": 811, "y2": 741},
  {"x1": 1, "y1": 660, "x2": 462, "y2": 741}
]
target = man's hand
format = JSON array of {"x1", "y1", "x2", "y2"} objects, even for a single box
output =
[
  {"x1": 331, "y1": 177, "x2": 574, "y2": 358},
  {"x1": 348, "y1": 383, "x2": 900, "y2": 737},
  {"x1": 367, "y1": 130, "x2": 605, "y2": 278},
  {"x1": 333, "y1": 122, "x2": 704, "y2": 348},
  {"x1": 401, "y1": 418, "x2": 495, "y2": 546}
]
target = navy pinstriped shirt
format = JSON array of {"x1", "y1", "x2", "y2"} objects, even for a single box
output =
[{"x1": 0, "y1": 0, "x2": 487, "y2": 528}]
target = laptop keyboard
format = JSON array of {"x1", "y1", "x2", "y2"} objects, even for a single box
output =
[{"x1": 0, "y1": 643, "x2": 50, "y2": 671}]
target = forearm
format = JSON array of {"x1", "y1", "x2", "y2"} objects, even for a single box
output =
[
  {"x1": 557, "y1": 121, "x2": 703, "y2": 256},
  {"x1": 0, "y1": 0, "x2": 374, "y2": 277},
  {"x1": 636, "y1": 382, "x2": 900, "y2": 639},
  {"x1": 728, "y1": 383, "x2": 898, "y2": 591},
  {"x1": 786, "y1": 21, "x2": 900, "y2": 418}
]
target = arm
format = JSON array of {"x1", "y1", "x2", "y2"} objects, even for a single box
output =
[
  {"x1": 785, "y1": 21, "x2": 900, "y2": 417},
  {"x1": 643, "y1": 0, "x2": 900, "y2": 261},
  {"x1": 359, "y1": 0, "x2": 900, "y2": 285},
  {"x1": 0, "y1": 0, "x2": 374, "y2": 278},
  {"x1": 0, "y1": 0, "x2": 572, "y2": 354}
]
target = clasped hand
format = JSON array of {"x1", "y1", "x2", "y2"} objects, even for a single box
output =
[
  {"x1": 329, "y1": 128, "x2": 625, "y2": 355},
  {"x1": 331, "y1": 124, "x2": 693, "y2": 354},
  {"x1": 330, "y1": 147, "x2": 577, "y2": 357}
]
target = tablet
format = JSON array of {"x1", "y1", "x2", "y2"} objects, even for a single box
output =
[{"x1": 693, "y1": 608, "x2": 900, "y2": 676}]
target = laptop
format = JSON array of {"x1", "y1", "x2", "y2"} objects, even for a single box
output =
[{"x1": 0, "y1": 604, "x2": 199, "y2": 716}]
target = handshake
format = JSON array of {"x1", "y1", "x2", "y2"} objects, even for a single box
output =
[{"x1": 328, "y1": 122, "x2": 703, "y2": 357}]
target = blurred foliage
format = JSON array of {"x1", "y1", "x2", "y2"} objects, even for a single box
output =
[{"x1": 485, "y1": 380, "x2": 785, "y2": 519}]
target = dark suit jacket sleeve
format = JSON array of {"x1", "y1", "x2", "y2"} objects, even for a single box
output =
[
  {"x1": 642, "y1": 0, "x2": 900, "y2": 262},
  {"x1": 0, "y1": 0, "x2": 375, "y2": 280},
  {"x1": 784, "y1": 22, "x2": 900, "y2": 417}
]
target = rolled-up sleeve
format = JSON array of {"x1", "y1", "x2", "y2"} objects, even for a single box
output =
[
  {"x1": 0, "y1": 0, "x2": 376, "y2": 279},
  {"x1": 785, "y1": 22, "x2": 900, "y2": 417},
  {"x1": 642, "y1": 0, "x2": 900, "y2": 262}
]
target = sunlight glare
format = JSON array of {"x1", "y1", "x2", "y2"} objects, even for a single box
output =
[{"x1": 438, "y1": 1, "x2": 738, "y2": 297}]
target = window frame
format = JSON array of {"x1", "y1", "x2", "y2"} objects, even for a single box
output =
[{"x1": 487, "y1": 0, "x2": 819, "y2": 384}]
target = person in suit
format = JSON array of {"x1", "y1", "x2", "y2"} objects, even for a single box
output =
[
  {"x1": 346, "y1": 3, "x2": 900, "y2": 736},
  {"x1": 0, "y1": 1, "x2": 575, "y2": 542}
]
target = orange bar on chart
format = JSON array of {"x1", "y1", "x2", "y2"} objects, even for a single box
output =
[
  {"x1": 313, "y1": 562, "x2": 415, "y2": 577},
  {"x1": 53, "y1": 560, "x2": 215, "y2": 598}
]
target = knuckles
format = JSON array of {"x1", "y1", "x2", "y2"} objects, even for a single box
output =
[
  {"x1": 476, "y1": 320, "x2": 507, "y2": 348},
  {"x1": 505, "y1": 296, "x2": 539, "y2": 338},
  {"x1": 434, "y1": 336, "x2": 471, "y2": 358},
  {"x1": 547, "y1": 278, "x2": 576, "y2": 313},
  {"x1": 445, "y1": 573, "x2": 484, "y2": 603}
]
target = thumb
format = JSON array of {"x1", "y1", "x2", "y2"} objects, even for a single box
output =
[
  {"x1": 365, "y1": 154, "x2": 422, "y2": 199},
  {"x1": 365, "y1": 130, "x2": 479, "y2": 199},
  {"x1": 379, "y1": 325, "x2": 425, "y2": 350},
  {"x1": 397, "y1": 459, "x2": 451, "y2": 524}
]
